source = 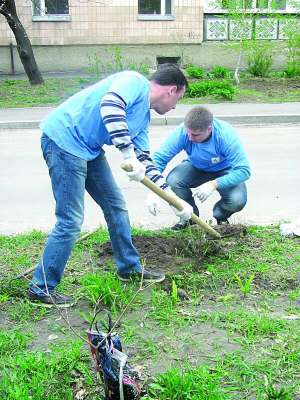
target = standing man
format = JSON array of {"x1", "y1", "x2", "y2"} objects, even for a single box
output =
[
  {"x1": 148, "y1": 106, "x2": 250, "y2": 229},
  {"x1": 28, "y1": 64, "x2": 193, "y2": 307}
]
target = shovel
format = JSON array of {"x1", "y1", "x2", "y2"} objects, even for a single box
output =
[{"x1": 122, "y1": 163, "x2": 221, "y2": 239}]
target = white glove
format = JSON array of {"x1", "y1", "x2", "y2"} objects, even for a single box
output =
[
  {"x1": 146, "y1": 193, "x2": 161, "y2": 216},
  {"x1": 171, "y1": 200, "x2": 193, "y2": 221},
  {"x1": 123, "y1": 157, "x2": 146, "y2": 182},
  {"x1": 192, "y1": 181, "x2": 217, "y2": 203},
  {"x1": 165, "y1": 188, "x2": 193, "y2": 221}
]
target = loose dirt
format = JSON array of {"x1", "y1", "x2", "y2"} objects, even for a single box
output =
[{"x1": 97, "y1": 225, "x2": 248, "y2": 274}]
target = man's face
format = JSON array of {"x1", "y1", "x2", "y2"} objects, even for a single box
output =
[
  {"x1": 152, "y1": 86, "x2": 186, "y2": 115},
  {"x1": 187, "y1": 126, "x2": 212, "y2": 143}
]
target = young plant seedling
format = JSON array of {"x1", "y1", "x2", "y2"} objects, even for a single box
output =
[{"x1": 234, "y1": 273, "x2": 255, "y2": 297}]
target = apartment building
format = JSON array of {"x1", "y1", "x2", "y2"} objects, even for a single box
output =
[{"x1": 0, "y1": 0, "x2": 298, "y2": 73}]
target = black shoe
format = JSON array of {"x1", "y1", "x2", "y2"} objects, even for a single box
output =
[
  {"x1": 117, "y1": 269, "x2": 165, "y2": 283},
  {"x1": 216, "y1": 219, "x2": 229, "y2": 225},
  {"x1": 28, "y1": 290, "x2": 74, "y2": 308},
  {"x1": 171, "y1": 220, "x2": 195, "y2": 231}
]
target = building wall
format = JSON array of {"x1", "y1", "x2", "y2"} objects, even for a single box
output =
[
  {"x1": 0, "y1": 1, "x2": 293, "y2": 74},
  {"x1": 0, "y1": 0, "x2": 203, "y2": 46},
  {"x1": 0, "y1": 41, "x2": 289, "y2": 75}
]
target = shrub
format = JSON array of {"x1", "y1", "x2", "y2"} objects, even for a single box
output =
[
  {"x1": 87, "y1": 47, "x2": 151, "y2": 77},
  {"x1": 208, "y1": 65, "x2": 232, "y2": 79},
  {"x1": 284, "y1": 31, "x2": 300, "y2": 77},
  {"x1": 187, "y1": 80, "x2": 235, "y2": 100},
  {"x1": 244, "y1": 41, "x2": 273, "y2": 77},
  {"x1": 185, "y1": 65, "x2": 205, "y2": 79}
]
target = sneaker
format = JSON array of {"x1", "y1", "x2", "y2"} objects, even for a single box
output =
[
  {"x1": 171, "y1": 220, "x2": 196, "y2": 231},
  {"x1": 28, "y1": 290, "x2": 74, "y2": 308},
  {"x1": 117, "y1": 269, "x2": 165, "y2": 283}
]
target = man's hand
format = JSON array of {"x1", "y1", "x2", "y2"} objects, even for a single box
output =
[
  {"x1": 123, "y1": 157, "x2": 146, "y2": 182},
  {"x1": 165, "y1": 188, "x2": 193, "y2": 220},
  {"x1": 171, "y1": 199, "x2": 193, "y2": 221},
  {"x1": 192, "y1": 180, "x2": 217, "y2": 203},
  {"x1": 146, "y1": 193, "x2": 161, "y2": 216}
]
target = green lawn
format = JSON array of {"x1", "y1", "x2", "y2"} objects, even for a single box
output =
[{"x1": 0, "y1": 75, "x2": 299, "y2": 108}]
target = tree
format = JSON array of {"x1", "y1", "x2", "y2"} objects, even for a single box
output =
[
  {"x1": 213, "y1": 0, "x2": 300, "y2": 83},
  {"x1": 0, "y1": 0, "x2": 44, "y2": 85}
]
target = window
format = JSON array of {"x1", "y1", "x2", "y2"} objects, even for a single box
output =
[
  {"x1": 33, "y1": 0, "x2": 69, "y2": 16},
  {"x1": 138, "y1": 0, "x2": 172, "y2": 16},
  {"x1": 221, "y1": 0, "x2": 253, "y2": 9},
  {"x1": 256, "y1": 0, "x2": 286, "y2": 9},
  {"x1": 212, "y1": 0, "x2": 287, "y2": 10}
]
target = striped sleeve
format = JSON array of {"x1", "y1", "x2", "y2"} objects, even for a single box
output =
[
  {"x1": 135, "y1": 148, "x2": 168, "y2": 190},
  {"x1": 100, "y1": 91, "x2": 135, "y2": 157}
]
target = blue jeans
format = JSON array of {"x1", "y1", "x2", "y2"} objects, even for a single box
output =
[
  {"x1": 30, "y1": 135, "x2": 141, "y2": 295},
  {"x1": 167, "y1": 160, "x2": 247, "y2": 222}
]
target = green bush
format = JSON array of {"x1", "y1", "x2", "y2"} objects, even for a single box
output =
[
  {"x1": 284, "y1": 31, "x2": 300, "y2": 77},
  {"x1": 245, "y1": 41, "x2": 273, "y2": 77},
  {"x1": 185, "y1": 65, "x2": 205, "y2": 79},
  {"x1": 208, "y1": 65, "x2": 232, "y2": 79},
  {"x1": 187, "y1": 80, "x2": 235, "y2": 100}
]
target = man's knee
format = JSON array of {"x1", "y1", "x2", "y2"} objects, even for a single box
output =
[
  {"x1": 166, "y1": 170, "x2": 179, "y2": 188},
  {"x1": 167, "y1": 169, "x2": 189, "y2": 190},
  {"x1": 224, "y1": 192, "x2": 247, "y2": 212},
  {"x1": 54, "y1": 216, "x2": 83, "y2": 240}
]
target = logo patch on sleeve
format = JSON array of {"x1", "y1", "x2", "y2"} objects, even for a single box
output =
[{"x1": 211, "y1": 157, "x2": 220, "y2": 164}]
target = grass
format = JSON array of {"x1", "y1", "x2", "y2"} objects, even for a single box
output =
[
  {"x1": 0, "y1": 333, "x2": 94, "y2": 400},
  {"x1": 0, "y1": 226, "x2": 300, "y2": 398},
  {"x1": 0, "y1": 74, "x2": 299, "y2": 108},
  {"x1": 0, "y1": 77, "x2": 96, "y2": 108}
]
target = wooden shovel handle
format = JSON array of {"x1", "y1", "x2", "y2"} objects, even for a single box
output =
[{"x1": 122, "y1": 163, "x2": 221, "y2": 239}]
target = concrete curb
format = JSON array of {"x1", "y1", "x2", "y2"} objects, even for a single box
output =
[{"x1": 1, "y1": 114, "x2": 300, "y2": 129}]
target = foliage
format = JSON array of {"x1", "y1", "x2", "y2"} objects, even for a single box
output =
[
  {"x1": 171, "y1": 280, "x2": 179, "y2": 305},
  {"x1": 0, "y1": 77, "x2": 94, "y2": 108},
  {"x1": 187, "y1": 80, "x2": 235, "y2": 100},
  {"x1": 87, "y1": 46, "x2": 151, "y2": 77},
  {"x1": 1, "y1": 227, "x2": 300, "y2": 398},
  {"x1": 80, "y1": 272, "x2": 137, "y2": 313},
  {"x1": 146, "y1": 365, "x2": 226, "y2": 399},
  {"x1": 284, "y1": 26, "x2": 300, "y2": 77},
  {"x1": 208, "y1": 65, "x2": 232, "y2": 79},
  {"x1": 185, "y1": 65, "x2": 205, "y2": 79},
  {"x1": 234, "y1": 272, "x2": 255, "y2": 297},
  {"x1": 0, "y1": 334, "x2": 92, "y2": 400},
  {"x1": 243, "y1": 40, "x2": 274, "y2": 77}
]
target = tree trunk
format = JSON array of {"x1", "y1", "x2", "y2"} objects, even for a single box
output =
[{"x1": 0, "y1": 0, "x2": 44, "y2": 85}]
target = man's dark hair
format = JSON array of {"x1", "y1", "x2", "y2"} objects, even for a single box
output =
[
  {"x1": 184, "y1": 106, "x2": 213, "y2": 131},
  {"x1": 150, "y1": 63, "x2": 188, "y2": 91}
]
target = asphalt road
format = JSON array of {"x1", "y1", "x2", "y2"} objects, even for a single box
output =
[{"x1": 1, "y1": 123, "x2": 299, "y2": 234}]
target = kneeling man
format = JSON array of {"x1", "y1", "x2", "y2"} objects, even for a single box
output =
[{"x1": 149, "y1": 106, "x2": 251, "y2": 229}]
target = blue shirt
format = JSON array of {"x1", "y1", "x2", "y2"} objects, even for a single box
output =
[
  {"x1": 41, "y1": 71, "x2": 151, "y2": 160},
  {"x1": 153, "y1": 119, "x2": 251, "y2": 189}
]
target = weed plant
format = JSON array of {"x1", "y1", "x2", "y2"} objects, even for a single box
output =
[
  {"x1": 185, "y1": 65, "x2": 205, "y2": 79},
  {"x1": 80, "y1": 271, "x2": 138, "y2": 313},
  {"x1": 146, "y1": 365, "x2": 227, "y2": 399},
  {"x1": 187, "y1": 80, "x2": 235, "y2": 100},
  {"x1": 243, "y1": 40, "x2": 274, "y2": 77},
  {"x1": 87, "y1": 46, "x2": 151, "y2": 78},
  {"x1": 208, "y1": 65, "x2": 233, "y2": 79},
  {"x1": 284, "y1": 31, "x2": 300, "y2": 77}
]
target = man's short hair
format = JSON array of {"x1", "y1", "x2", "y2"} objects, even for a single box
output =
[
  {"x1": 184, "y1": 107, "x2": 213, "y2": 131},
  {"x1": 150, "y1": 63, "x2": 188, "y2": 91}
]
